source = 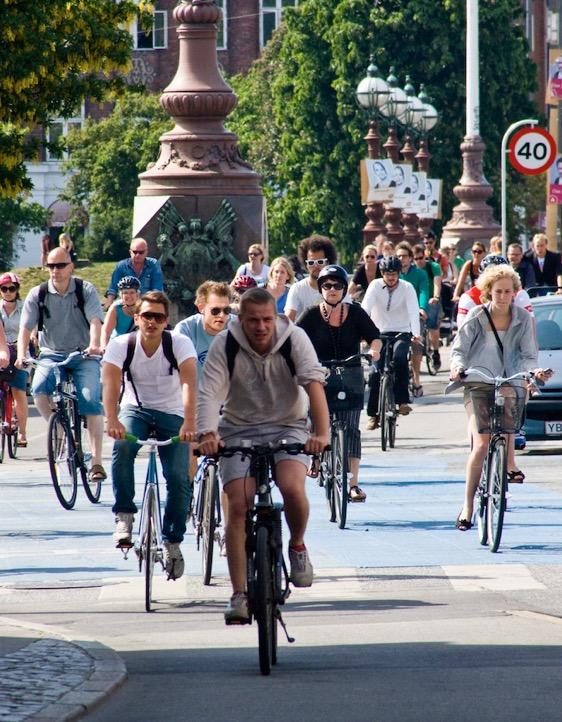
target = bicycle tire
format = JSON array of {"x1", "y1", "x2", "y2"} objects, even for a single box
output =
[
  {"x1": 144, "y1": 487, "x2": 157, "y2": 612},
  {"x1": 201, "y1": 463, "x2": 217, "y2": 585},
  {"x1": 0, "y1": 394, "x2": 6, "y2": 464},
  {"x1": 487, "y1": 439, "x2": 507, "y2": 553},
  {"x1": 47, "y1": 412, "x2": 78, "y2": 510},
  {"x1": 255, "y1": 525, "x2": 274, "y2": 676},
  {"x1": 380, "y1": 376, "x2": 389, "y2": 452},
  {"x1": 387, "y1": 381, "x2": 396, "y2": 449},
  {"x1": 333, "y1": 426, "x2": 348, "y2": 529},
  {"x1": 325, "y1": 442, "x2": 336, "y2": 523},
  {"x1": 6, "y1": 392, "x2": 18, "y2": 459},
  {"x1": 476, "y1": 460, "x2": 488, "y2": 546},
  {"x1": 75, "y1": 414, "x2": 101, "y2": 503}
]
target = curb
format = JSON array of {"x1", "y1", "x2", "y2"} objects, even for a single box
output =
[{"x1": 0, "y1": 616, "x2": 126, "y2": 722}]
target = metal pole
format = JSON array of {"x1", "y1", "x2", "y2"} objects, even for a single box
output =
[
  {"x1": 466, "y1": 0, "x2": 480, "y2": 137},
  {"x1": 501, "y1": 118, "x2": 538, "y2": 256}
]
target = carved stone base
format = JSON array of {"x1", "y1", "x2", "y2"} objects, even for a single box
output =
[
  {"x1": 441, "y1": 134, "x2": 500, "y2": 252},
  {"x1": 363, "y1": 201, "x2": 386, "y2": 244},
  {"x1": 384, "y1": 206, "x2": 405, "y2": 244},
  {"x1": 402, "y1": 212, "x2": 420, "y2": 244}
]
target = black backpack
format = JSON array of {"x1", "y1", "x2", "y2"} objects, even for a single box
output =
[
  {"x1": 225, "y1": 330, "x2": 296, "y2": 378},
  {"x1": 120, "y1": 329, "x2": 178, "y2": 407},
  {"x1": 37, "y1": 278, "x2": 88, "y2": 332}
]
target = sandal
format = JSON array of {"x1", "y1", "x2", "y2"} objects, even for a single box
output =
[
  {"x1": 507, "y1": 469, "x2": 525, "y2": 484},
  {"x1": 16, "y1": 438, "x2": 27, "y2": 448},
  {"x1": 349, "y1": 485, "x2": 366, "y2": 502},
  {"x1": 89, "y1": 464, "x2": 107, "y2": 481},
  {"x1": 412, "y1": 385, "x2": 424, "y2": 398},
  {"x1": 455, "y1": 513, "x2": 473, "y2": 531}
]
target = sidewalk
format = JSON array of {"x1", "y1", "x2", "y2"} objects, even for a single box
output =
[{"x1": 0, "y1": 617, "x2": 125, "y2": 722}]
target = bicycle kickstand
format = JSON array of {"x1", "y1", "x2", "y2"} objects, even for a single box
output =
[
  {"x1": 117, "y1": 542, "x2": 133, "y2": 560},
  {"x1": 276, "y1": 609, "x2": 295, "y2": 644}
]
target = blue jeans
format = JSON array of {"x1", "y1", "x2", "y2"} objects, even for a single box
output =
[
  {"x1": 32, "y1": 352, "x2": 103, "y2": 416},
  {"x1": 111, "y1": 405, "x2": 191, "y2": 544}
]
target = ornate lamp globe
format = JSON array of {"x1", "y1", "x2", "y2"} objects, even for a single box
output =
[
  {"x1": 402, "y1": 75, "x2": 426, "y2": 129},
  {"x1": 380, "y1": 67, "x2": 409, "y2": 122},
  {"x1": 418, "y1": 85, "x2": 438, "y2": 132},
  {"x1": 355, "y1": 55, "x2": 390, "y2": 114}
]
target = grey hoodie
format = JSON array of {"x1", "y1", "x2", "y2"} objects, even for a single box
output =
[
  {"x1": 197, "y1": 314, "x2": 325, "y2": 435},
  {"x1": 447, "y1": 303, "x2": 537, "y2": 391}
]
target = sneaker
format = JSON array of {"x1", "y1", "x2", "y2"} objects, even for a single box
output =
[
  {"x1": 366, "y1": 415, "x2": 380, "y2": 430},
  {"x1": 163, "y1": 541, "x2": 185, "y2": 580},
  {"x1": 398, "y1": 403, "x2": 412, "y2": 415},
  {"x1": 432, "y1": 349, "x2": 442, "y2": 370},
  {"x1": 224, "y1": 592, "x2": 250, "y2": 625},
  {"x1": 113, "y1": 512, "x2": 134, "y2": 546},
  {"x1": 289, "y1": 545, "x2": 313, "y2": 587}
]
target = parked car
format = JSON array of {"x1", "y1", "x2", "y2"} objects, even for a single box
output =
[{"x1": 523, "y1": 295, "x2": 562, "y2": 441}]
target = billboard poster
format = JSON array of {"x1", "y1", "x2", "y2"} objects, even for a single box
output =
[
  {"x1": 547, "y1": 49, "x2": 562, "y2": 104},
  {"x1": 548, "y1": 155, "x2": 562, "y2": 204},
  {"x1": 360, "y1": 159, "x2": 395, "y2": 204},
  {"x1": 425, "y1": 179, "x2": 442, "y2": 219},
  {"x1": 405, "y1": 171, "x2": 428, "y2": 214},
  {"x1": 391, "y1": 163, "x2": 412, "y2": 208}
]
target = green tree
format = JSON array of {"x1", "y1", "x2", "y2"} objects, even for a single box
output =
[
  {"x1": 229, "y1": 0, "x2": 538, "y2": 265},
  {"x1": 0, "y1": 0, "x2": 152, "y2": 195},
  {"x1": 62, "y1": 90, "x2": 172, "y2": 261},
  {"x1": 0, "y1": 198, "x2": 49, "y2": 269}
]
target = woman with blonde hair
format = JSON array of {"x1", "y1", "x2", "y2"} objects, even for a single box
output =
[
  {"x1": 449, "y1": 264, "x2": 551, "y2": 530},
  {"x1": 348, "y1": 244, "x2": 379, "y2": 301},
  {"x1": 233, "y1": 243, "x2": 270, "y2": 286},
  {"x1": 59, "y1": 232, "x2": 77, "y2": 263},
  {"x1": 266, "y1": 257, "x2": 295, "y2": 313}
]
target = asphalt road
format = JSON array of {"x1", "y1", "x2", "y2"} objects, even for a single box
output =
[{"x1": 2, "y1": 360, "x2": 562, "y2": 722}]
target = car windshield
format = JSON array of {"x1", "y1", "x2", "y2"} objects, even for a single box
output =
[{"x1": 534, "y1": 305, "x2": 562, "y2": 350}]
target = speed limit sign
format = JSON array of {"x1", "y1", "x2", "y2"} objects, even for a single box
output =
[{"x1": 508, "y1": 127, "x2": 557, "y2": 175}]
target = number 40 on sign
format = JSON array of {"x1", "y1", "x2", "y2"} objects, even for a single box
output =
[{"x1": 508, "y1": 127, "x2": 557, "y2": 175}]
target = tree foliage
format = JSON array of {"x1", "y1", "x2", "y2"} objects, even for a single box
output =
[
  {"x1": 229, "y1": 0, "x2": 538, "y2": 264},
  {"x1": 0, "y1": 0, "x2": 153, "y2": 195},
  {"x1": 62, "y1": 90, "x2": 172, "y2": 261}
]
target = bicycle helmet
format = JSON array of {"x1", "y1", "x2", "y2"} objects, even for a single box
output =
[
  {"x1": 479, "y1": 254, "x2": 508, "y2": 273},
  {"x1": 0, "y1": 272, "x2": 20, "y2": 286},
  {"x1": 117, "y1": 275, "x2": 141, "y2": 291},
  {"x1": 378, "y1": 256, "x2": 402, "y2": 274},
  {"x1": 317, "y1": 264, "x2": 349, "y2": 294},
  {"x1": 232, "y1": 275, "x2": 257, "y2": 293}
]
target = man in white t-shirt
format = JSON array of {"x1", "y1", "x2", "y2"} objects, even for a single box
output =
[
  {"x1": 103, "y1": 291, "x2": 197, "y2": 580},
  {"x1": 285, "y1": 235, "x2": 338, "y2": 321}
]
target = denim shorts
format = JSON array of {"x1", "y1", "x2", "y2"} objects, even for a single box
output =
[
  {"x1": 8, "y1": 368, "x2": 29, "y2": 392},
  {"x1": 31, "y1": 352, "x2": 103, "y2": 416},
  {"x1": 217, "y1": 421, "x2": 309, "y2": 485}
]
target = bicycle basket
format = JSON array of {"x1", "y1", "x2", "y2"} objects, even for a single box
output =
[
  {"x1": 324, "y1": 365, "x2": 365, "y2": 412},
  {"x1": 470, "y1": 381, "x2": 527, "y2": 434}
]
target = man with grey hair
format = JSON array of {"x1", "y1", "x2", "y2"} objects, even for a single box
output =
[
  {"x1": 105, "y1": 237, "x2": 163, "y2": 309},
  {"x1": 507, "y1": 242, "x2": 536, "y2": 289}
]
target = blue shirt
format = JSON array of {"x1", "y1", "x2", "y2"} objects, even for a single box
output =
[
  {"x1": 106, "y1": 257, "x2": 164, "y2": 298},
  {"x1": 174, "y1": 314, "x2": 230, "y2": 380}
]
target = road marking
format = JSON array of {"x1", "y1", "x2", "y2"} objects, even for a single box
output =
[{"x1": 442, "y1": 564, "x2": 545, "y2": 592}]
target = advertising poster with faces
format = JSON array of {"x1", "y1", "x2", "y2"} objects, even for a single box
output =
[
  {"x1": 548, "y1": 156, "x2": 562, "y2": 205},
  {"x1": 405, "y1": 171, "x2": 427, "y2": 214},
  {"x1": 425, "y1": 179, "x2": 442, "y2": 218},
  {"x1": 391, "y1": 163, "x2": 413, "y2": 207},
  {"x1": 360, "y1": 159, "x2": 395, "y2": 203}
]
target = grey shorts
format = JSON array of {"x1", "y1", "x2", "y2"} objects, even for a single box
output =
[{"x1": 217, "y1": 421, "x2": 309, "y2": 485}]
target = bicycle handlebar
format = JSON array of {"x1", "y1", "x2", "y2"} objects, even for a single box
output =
[
  {"x1": 459, "y1": 368, "x2": 535, "y2": 384},
  {"x1": 379, "y1": 332, "x2": 412, "y2": 341},
  {"x1": 23, "y1": 351, "x2": 102, "y2": 368},
  {"x1": 124, "y1": 434, "x2": 181, "y2": 446},
  {"x1": 193, "y1": 441, "x2": 328, "y2": 458},
  {"x1": 321, "y1": 353, "x2": 372, "y2": 367}
]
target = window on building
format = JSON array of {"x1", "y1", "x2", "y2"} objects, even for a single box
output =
[
  {"x1": 261, "y1": 0, "x2": 298, "y2": 48},
  {"x1": 135, "y1": 10, "x2": 167, "y2": 50},
  {"x1": 46, "y1": 107, "x2": 85, "y2": 161},
  {"x1": 217, "y1": 0, "x2": 227, "y2": 50}
]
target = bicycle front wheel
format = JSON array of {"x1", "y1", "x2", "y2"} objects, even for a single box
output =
[
  {"x1": 76, "y1": 415, "x2": 101, "y2": 503},
  {"x1": 476, "y1": 462, "x2": 488, "y2": 546},
  {"x1": 332, "y1": 425, "x2": 348, "y2": 530},
  {"x1": 255, "y1": 525, "x2": 275, "y2": 676},
  {"x1": 323, "y1": 445, "x2": 336, "y2": 523},
  {"x1": 201, "y1": 463, "x2": 218, "y2": 585},
  {"x1": 487, "y1": 439, "x2": 507, "y2": 553},
  {"x1": 6, "y1": 392, "x2": 18, "y2": 459},
  {"x1": 143, "y1": 486, "x2": 158, "y2": 612},
  {"x1": 0, "y1": 394, "x2": 6, "y2": 463},
  {"x1": 47, "y1": 413, "x2": 78, "y2": 510},
  {"x1": 380, "y1": 376, "x2": 389, "y2": 452}
]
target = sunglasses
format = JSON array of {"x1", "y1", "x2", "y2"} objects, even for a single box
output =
[
  {"x1": 472, "y1": 249, "x2": 484, "y2": 254},
  {"x1": 364, "y1": 255, "x2": 377, "y2": 260},
  {"x1": 305, "y1": 258, "x2": 329, "y2": 267},
  {"x1": 248, "y1": 252, "x2": 262, "y2": 258},
  {"x1": 46, "y1": 262, "x2": 69, "y2": 270},
  {"x1": 321, "y1": 282, "x2": 344, "y2": 291},
  {"x1": 209, "y1": 306, "x2": 231, "y2": 316},
  {"x1": 414, "y1": 256, "x2": 425, "y2": 261},
  {"x1": 139, "y1": 311, "x2": 167, "y2": 323},
  {"x1": 131, "y1": 250, "x2": 146, "y2": 255},
  {"x1": 0, "y1": 286, "x2": 17, "y2": 293}
]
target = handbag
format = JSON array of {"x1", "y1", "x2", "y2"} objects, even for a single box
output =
[{"x1": 324, "y1": 365, "x2": 365, "y2": 411}]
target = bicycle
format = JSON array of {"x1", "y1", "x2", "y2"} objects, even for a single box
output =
[
  {"x1": 320, "y1": 353, "x2": 370, "y2": 529},
  {"x1": 192, "y1": 454, "x2": 223, "y2": 585},
  {"x1": 463, "y1": 368, "x2": 531, "y2": 553},
  {"x1": 25, "y1": 352, "x2": 102, "y2": 509},
  {"x1": 120, "y1": 433, "x2": 181, "y2": 613},
  {"x1": 377, "y1": 332, "x2": 412, "y2": 452},
  {"x1": 210, "y1": 441, "x2": 311, "y2": 676},
  {"x1": 420, "y1": 322, "x2": 439, "y2": 376},
  {"x1": 0, "y1": 377, "x2": 19, "y2": 461}
]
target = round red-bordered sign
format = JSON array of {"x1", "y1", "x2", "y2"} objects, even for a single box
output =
[{"x1": 508, "y1": 127, "x2": 557, "y2": 175}]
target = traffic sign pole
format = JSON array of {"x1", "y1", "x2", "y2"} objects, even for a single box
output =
[{"x1": 501, "y1": 119, "x2": 538, "y2": 256}]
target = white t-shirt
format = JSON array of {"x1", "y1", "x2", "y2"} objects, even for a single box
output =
[
  {"x1": 285, "y1": 278, "x2": 322, "y2": 318},
  {"x1": 104, "y1": 332, "x2": 196, "y2": 416}
]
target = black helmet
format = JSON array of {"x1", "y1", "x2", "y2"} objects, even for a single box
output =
[
  {"x1": 379, "y1": 256, "x2": 402, "y2": 274},
  {"x1": 479, "y1": 254, "x2": 508, "y2": 273},
  {"x1": 117, "y1": 275, "x2": 141, "y2": 291},
  {"x1": 317, "y1": 264, "x2": 349, "y2": 293}
]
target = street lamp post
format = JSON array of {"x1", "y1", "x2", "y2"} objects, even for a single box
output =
[
  {"x1": 416, "y1": 85, "x2": 439, "y2": 235},
  {"x1": 400, "y1": 77, "x2": 426, "y2": 243},
  {"x1": 356, "y1": 57, "x2": 391, "y2": 244}
]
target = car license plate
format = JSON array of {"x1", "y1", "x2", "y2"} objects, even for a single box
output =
[{"x1": 545, "y1": 421, "x2": 562, "y2": 436}]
